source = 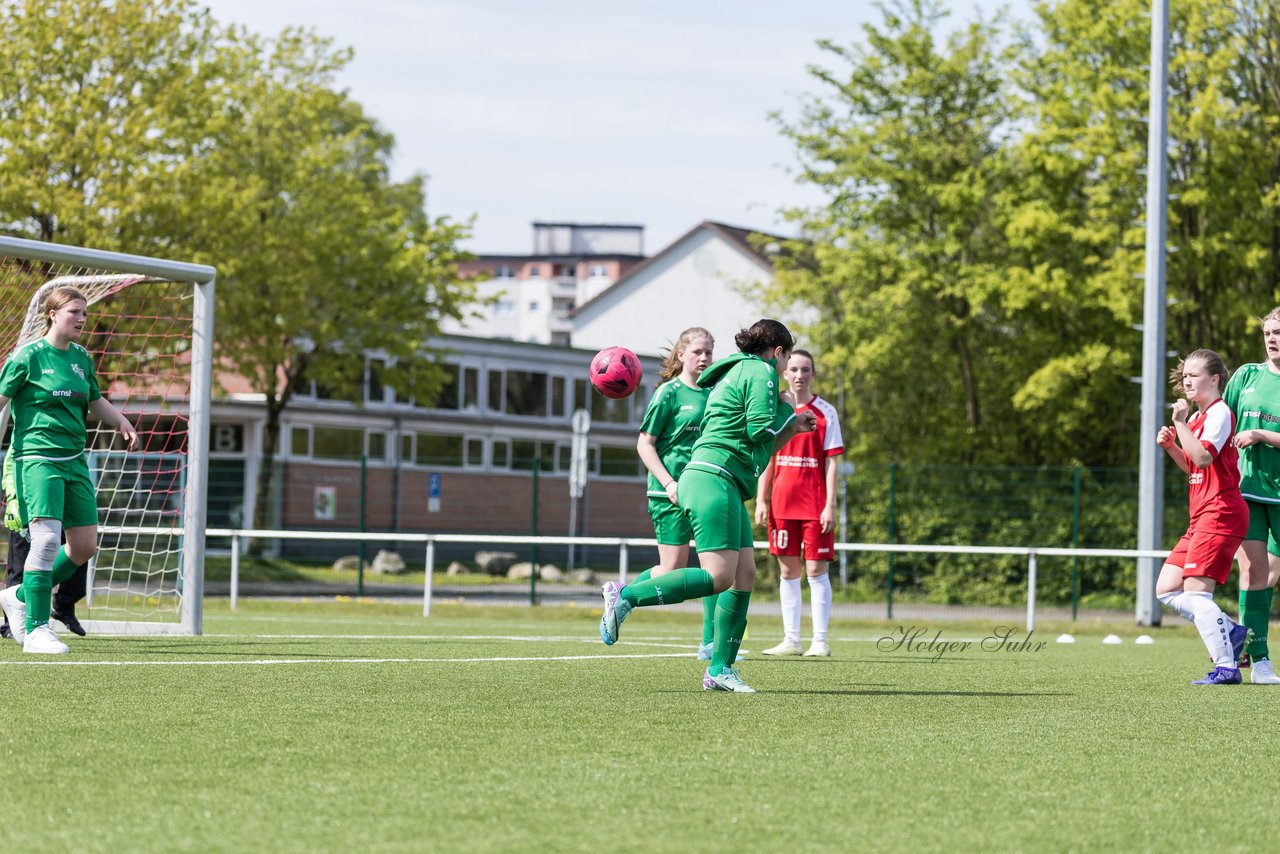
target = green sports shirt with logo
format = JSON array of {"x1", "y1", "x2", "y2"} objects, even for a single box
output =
[
  {"x1": 0, "y1": 339, "x2": 101, "y2": 460},
  {"x1": 684, "y1": 352, "x2": 795, "y2": 502},
  {"x1": 1223, "y1": 362, "x2": 1280, "y2": 504},
  {"x1": 639, "y1": 378, "x2": 709, "y2": 498}
]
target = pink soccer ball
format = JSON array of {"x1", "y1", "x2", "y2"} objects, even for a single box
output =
[{"x1": 589, "y1": 346, "x2": 643, "y2": 399}]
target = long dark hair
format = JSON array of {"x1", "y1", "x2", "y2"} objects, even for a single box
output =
[{"x1": 734, "y1": 319, "x2": 793, "y2": 356}]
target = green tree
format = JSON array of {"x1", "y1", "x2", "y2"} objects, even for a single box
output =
[
  {"x1": 0, "y1": 1, "x2": 477, "y2": 533},
  {"x1": 171, "y1": 28, "x2": 476, "y2": 531},
  {"x1": 0, "y1": 0, "x2": 231, "y2": 247},
  {"x1": 768, "y1": 0, "x2": 1022, "y2": 464}
]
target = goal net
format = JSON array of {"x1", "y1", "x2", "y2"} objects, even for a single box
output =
[{"x1": 0, "y1": 236, "x2": 214, "y2": 635}]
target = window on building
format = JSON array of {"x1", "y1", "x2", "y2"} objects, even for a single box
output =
[
  {"x1": 511, "y1": 439, "x2": 553, "y2": 471},
  {"x1": 428, "y1": 364, "x2": 460, "y2": 410},
  {"x1": 598, "y1": 445, "x2": 642, "y2": 477},
  {"x1": 495, "y1": 299, "x2": 516, "y2": 317},
  {"x1": 528, "y1": 265, "x2": 542, "y2": 279},
  {"x1": 528, "y1": 300, "x2": 539, "y2": 312},
  {"x1": 573, "y1": 377, "x2": 633, "y2": 424},
  {"x1": 367, "y1": 360, "x2": 386, "y2": 404},
  {"x1": 311, "y1": 426, "x2": 366, "y2": 461},
  {"x1": 551, "y1": 376, "x2": 567, "y2": 417},
  {"x1": 495, "y1": 265, "x2": 515, "y2": 279},
  {"x1": 367, "y1": 432, "x2": 387, "y2": 461},
  {"x1": 588, "y1": 263, "x2": 608, "y2": 279},
  {"x1": 466, "y1": 438, "x2": 484, "y2": 468},
  {"x1": 500, "y1": 370, "x2": 548, "y2": 417},
  {"x1": 290, "y1": 426, "x2": 311, "y2": 457},
  {"x1": 415, "y1": 433, "x2": 465, "y2": 467},
  {"x1": 492, "y1": 440, "x2": 510, "y2": 469}
]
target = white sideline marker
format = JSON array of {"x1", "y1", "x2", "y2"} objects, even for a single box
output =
[
  {"x1": 1134, "y1": 635, "x2": 1155, "y2": 645},
  {"x1": 1056, "y1": 633, "x2": 1075, "y2": 644},
  {"x1": 1102, "y1": 634, "x2": 1123, "y2": 645}
]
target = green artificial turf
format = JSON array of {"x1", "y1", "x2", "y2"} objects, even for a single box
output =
[{"x1": 0, "y1": 599, "x2": 1271, "y2": 853}]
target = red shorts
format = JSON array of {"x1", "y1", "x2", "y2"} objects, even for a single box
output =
[
  {"x1": 768, "y1": 517, "x2": 834, "y2": 561},
  {"x1": 1165, "y1": 528, "x2": 1244, "y2": 585}
]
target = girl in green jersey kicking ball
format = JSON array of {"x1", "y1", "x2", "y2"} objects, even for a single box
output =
[
  {"x1": 0, "y1": 286, "x2": 138, "y2": 654},
  {"x1": 632, "y1": 327, "x2": 718, "y2": 659},
  {"x1": 601, "y1": 319, "x2": 816, "y2": 693}
]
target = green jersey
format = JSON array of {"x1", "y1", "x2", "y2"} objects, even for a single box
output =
[
  {"x1": 685, "y1": 352, "x2": 795, "y2": 501},
  {"x1": 639, "y1": 378, "x2": 709, "y2": 498},
  {"x1": 1224, "y1": 362, "x2": 1280, "y2": 504},
  {"x1": 0, "y1": 339, "x2": 101, "y2": 460}
]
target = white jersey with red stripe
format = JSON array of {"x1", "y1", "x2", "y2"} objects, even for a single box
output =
[
  {"x1": 1184, "y1": 398, "x2": 1247, "y2": 529},
  {"x1": 769, "y1": 395, "x2": 844, "y2": 520}
]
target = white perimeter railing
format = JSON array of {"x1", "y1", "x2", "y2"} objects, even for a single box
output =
[{"x1": 203, "y1": 528, "x2": 1169, "y2": 631}]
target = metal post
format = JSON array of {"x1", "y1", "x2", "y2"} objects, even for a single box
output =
[
  {"x1": 230, "y1": 532, "x2": 240, "y2": 610},
  {"x1": 423, "y1": 539, "x2": 435, "y2": 618},
  {"x1": 618, "y1": 539, "x2": 629, "y2": 586},
  {"x1": 357, "y1": 455, "x2": 367, "y2": 596},
  {"x1": 530, "y1": 457, "x2": 540, "y2": 606},
  {"x1": 1071, "y1": 466, "x2": 1082, "y2": 621},
  {"x1": 886, "y1": 462, "x2": 897, "y2": 620},
  {"x1": 1026, "y1": 551, "x2": 1038, "y2": 633},
  {"x1": 1137, "y1": 0, "x2": 1169, "y2": 627}
]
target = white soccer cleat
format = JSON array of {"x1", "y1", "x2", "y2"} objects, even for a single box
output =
[
  {"x1": 23, "y1": 624, "x2": 68, "y2": 655},
  {"x1": 0, "y1": 585, "x2": 27, "y2": 645},
  {"x1": 702, "y1": 667, "x2": 757, "y2": 693},
  {"x1": 1251, "y1": 659, "x2": 1280, "y2": 685},
  {"x1": 803, "y1": 641, "x2": 832, "y2": 657},
  {"x1": 762, "y1": 638, "x2": 802, "y2": 656},
  {"x1": 696, "y1": 641, "x2": 713, "y2": 661}
]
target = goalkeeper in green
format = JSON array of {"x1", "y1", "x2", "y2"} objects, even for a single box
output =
[
  {"x1": 0, "y1": 450, "x2": 89, "y2": 639},
  {"x1": 0, "y1": 286, "x2": 137, "y2": 654},
  {"x1": 599, "y1": 319, "x2": 817, "y2": 693}
]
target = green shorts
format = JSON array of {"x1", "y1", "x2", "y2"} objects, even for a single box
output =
[
  {"x1": 675, "y1": 467, "x2": 753, "y2": 552},
  {"x1": 1245, "y1": 500, "x2": 1280, "y2": 546},
  {"x1": 16, "y1": 456, "x2": 98, "y2": 528},
  {"x1": 647, "y1": 496, "x2": 693, "y2": 546}
]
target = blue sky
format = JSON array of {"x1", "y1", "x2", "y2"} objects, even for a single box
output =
[{"x1": 202, "y1": 0, "x2": 1033, "y2": 254}]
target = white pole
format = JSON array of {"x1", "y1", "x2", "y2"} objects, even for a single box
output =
[
  {"x1": 1026, "y1": 551, "x2": 1038, "y2": 633},
  {"x1": 1137, "y1": 0, "x2": 1169, "y2": 627},
  {"x1": 423, "y1": 539, "x2": 435, "y2": 618},
  {"x1": 618, "y1": 540, "x2": 629, "y2": 586},
  {"x1": 230, "y1": 533, "x2": 240, "y2": 610}
]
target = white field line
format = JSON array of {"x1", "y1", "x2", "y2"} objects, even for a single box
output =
[{"x1": 4, "y1": 652, "x2": 695, "y2": 667}]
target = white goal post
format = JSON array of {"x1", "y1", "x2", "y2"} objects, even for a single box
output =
[{"x1": 0, "y1": 236, "x2": 215, "y2": 635}]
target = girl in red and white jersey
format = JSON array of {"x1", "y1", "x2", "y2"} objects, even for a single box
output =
[
  {"x1": 755, "y1": 349, "x2": 844, "y2": 657},
  {"x1": 1155, "y1": 349, "x2": 1250, "y2": 684}
]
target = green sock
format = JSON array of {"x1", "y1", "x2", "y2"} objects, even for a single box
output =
[
  {"x1": 701, "y1": 592, "x2": 720, "y2": 645},
  {"x1": 622, "y1": 568, "x2": 714, "y2": 608},
  {"x1": 709, "y1": 588, "x2": 751, "y2": 675},
  {"x1": 631, "y1": 567, "x2": 653, "y2": 585},
  {"x1": 1241, "y1": 587, "x2": 1273, "y2": 661},
  {"x1": 23, "y1": 569, "x2": 51, "y2": 633},
  {"x1": 51, "y1": 546, "x2": 78, "y2": 587}
]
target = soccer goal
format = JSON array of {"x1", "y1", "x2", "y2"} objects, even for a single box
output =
[{"x1": 0, "y1": 236, "x2": 215, "y2": 635}]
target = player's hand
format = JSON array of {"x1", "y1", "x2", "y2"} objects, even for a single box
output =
[
  {"x1": 664, "y1": 480, "x2": 679, "y2": 505},
  {"x1": 795, "y1": 410, "x2": 817, "y2": 434},
  {"x1": 754, "y1": 501, "x2": 769, "y2": 526},
  {"x1": 1170, "y1": 399, "x2": 1189, "y2": 424},
  {"x1": 820, "y1": 506, "x2": 834, "y2": 534},
  {"x1": 1235, "y1": 430, "x2": 1260, "y2": 449},
  {"x1": 1157, "y1": 426, "x2": 1177, "y2": 449},
  {"x1": 4, "y1": 498, "x2": 22, "y2": 533},
  {"x1": 119, "y1": 418, "x2": 139, "y2": 451}
]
